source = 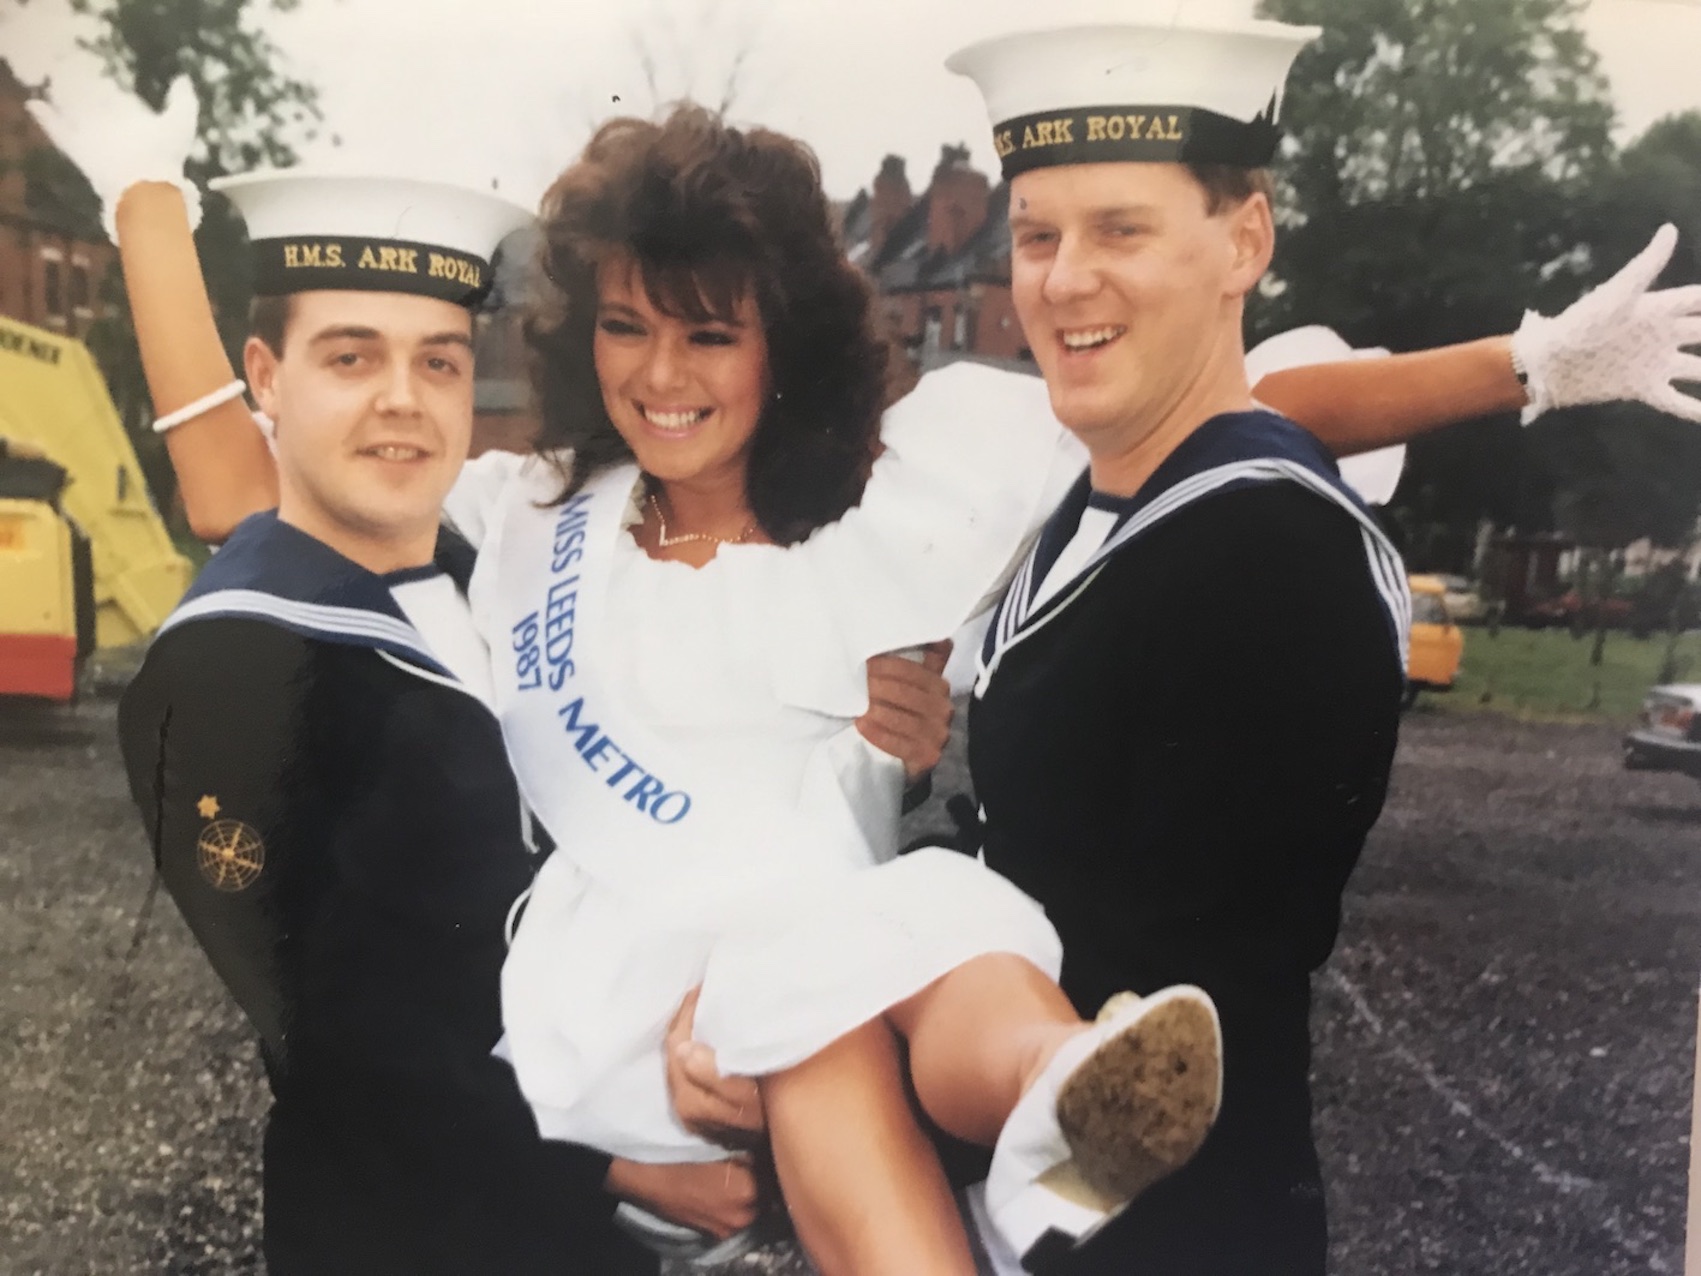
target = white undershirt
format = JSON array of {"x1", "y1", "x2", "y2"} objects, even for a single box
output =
[
  {"x1": 389, "y1": 573, "x2": 497, "y2": 710},
  {"x1": 1029, "y1": 505, "x2": 1120, "y2": 612}
]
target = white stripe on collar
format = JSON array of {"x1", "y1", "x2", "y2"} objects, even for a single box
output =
[
  {"x1": 975, "y1": 458, "x2": 1410, "y2": 698},
  {"x1": 161, "y1": 587, "x2": 445, "y2": 672}
]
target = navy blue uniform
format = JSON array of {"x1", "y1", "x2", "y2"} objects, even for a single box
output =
[
  {"x1": 118, "y1": 514, "x2": 652, "y2": 1275},
  {"x1": 971, "y1": 412, "x2": 1407, "y2": 1274}
]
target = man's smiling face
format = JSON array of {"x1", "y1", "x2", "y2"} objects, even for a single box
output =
[
  {"x1": 247, "y1": 289, "x2": 475, "y2": 559},
  {"x1": 1008, "y1": 161, "x2": 1266, "y2": 453}
]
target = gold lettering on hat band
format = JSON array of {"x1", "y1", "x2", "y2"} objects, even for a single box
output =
[
  {"x1": 282, "y1": 242, "x2": 346, "y2": 269},
  {"x1": 252, "y1": 236, "x2": 492, "y2": 306},
  {"x1": 992, "y1": 102, "x2": 1280, "y2": 179},
  {"x1": 1081, "y1": 114, "x2": 1186, "y2": 144},
  {"x1": 428, "y1": 253, "x2": 483, "y2": 290},
  {"x1": 355, "y1": 244, "x2": 425, "y2": 274},
  {"x1": 1016, "y1": 117, "x2": 1078, "y2": 150}
]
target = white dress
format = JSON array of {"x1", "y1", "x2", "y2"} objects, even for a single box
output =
[
  {"x1": 442, "y1": 351, "x2": 1397, "y2": 1164},
  {"x1": 442, "y1": 365, "x2": 1077, "y2": 1162}
]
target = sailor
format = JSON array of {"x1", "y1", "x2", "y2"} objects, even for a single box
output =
[
  {"x1": 114, "y1": 171, "x2": 672, "y2": 1275},
  {"x1": 949, "y1": 16, "x2": 1409, "y2": 1273}
]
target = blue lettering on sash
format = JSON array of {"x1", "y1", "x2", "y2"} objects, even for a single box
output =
[
  {"x1": 557, "y1": 697, "x2": 692, "y2": 825},
  {"x1": 511, "y1": 611, "x2": 542, "y2": 691},
  {"x1": 544, "y1": 577, "x2": 579, "y2": 690},
  {"x1": 550, "y1": 494, "x2": 591, "y2": 573}
]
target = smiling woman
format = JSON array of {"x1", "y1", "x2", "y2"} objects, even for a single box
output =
[
  {"x1": 524, "y1": 105, "x2": 889, "y2": 549},
  {"x1": 591, "y1": 258, "x2": 771, "y2": 552}
]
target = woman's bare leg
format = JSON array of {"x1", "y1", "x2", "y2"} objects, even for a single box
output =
[
  {"x1": 760, "y1": 1018, "x2": 975, "y2": 1276},
  {"x1": 888, "y1": 957, "x2": 1222, "y2": 1264},
  {"x1": 887, "y1": 954, "x2": 1084, "y2": 1146}
]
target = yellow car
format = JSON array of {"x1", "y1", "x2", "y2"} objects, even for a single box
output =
[{"x1": 1405, "y1": 575, "x2": 1464, "y2": 708}]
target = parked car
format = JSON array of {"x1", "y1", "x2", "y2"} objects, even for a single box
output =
[
  {"x1": 1624, "y1": 684, "x2": 1701, "y2": 781},
  {"x1": 1435, "y1": 574, "x2": 1485, "y2": 625},
  {"x1": 1405, "y1": 575, "x2": 1464, "y2": 708},
  {"x1": 1519, "y1": 590, "x2": 1634, "y2": 631}
]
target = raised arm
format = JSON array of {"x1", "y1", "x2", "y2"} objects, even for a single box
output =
[
  {"x1": 116, "y1": 181, "x2": 279, "y2": 539},
  {"x1": 1255, "y1": 336, "x2": 1522, "y2": 457},
  {"x1": 29, "y1": 77, "x2": 278, "y2": 543},
  {"x1": 1253, "y1": 225, "x2": 1701, "y2": 458}
]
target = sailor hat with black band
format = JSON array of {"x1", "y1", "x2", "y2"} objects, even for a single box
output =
[
  {"x1": 208, "y1": 170, "x2": 535, "y2": 308},
  {"x1": 947, "y1": 17, "x2": 1321, "y2": 182}
]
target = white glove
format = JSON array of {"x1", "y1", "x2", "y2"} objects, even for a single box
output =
[
  {"x1": 25, "y1": 73, "x2": 201, "y2": 241},
  {"x1": 1513, "y1": 223, "x2": 1701, "y2": 426}
]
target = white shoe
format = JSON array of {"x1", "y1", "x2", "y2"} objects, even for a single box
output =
[
  {"x1": 612, "y1": 1202, "x2": 770, "y2": 1267},
  {"x1": 983, "y1": 986, "x2": 1223, "y2": 1271}
]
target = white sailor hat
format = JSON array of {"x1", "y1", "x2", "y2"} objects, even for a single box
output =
[
  {"x1": 947, "y1": 14, "x2": 1321, "y2": 182},
  {"x1": 208, "y1": 170, "x2": 535, "y2": 307}
]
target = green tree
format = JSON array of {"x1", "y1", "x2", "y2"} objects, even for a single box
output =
[
  {"x1": 1254, "y1": 0, "x2": 1626, "y2": 558},
  {"x1": 1592, "y1": 112, "x2": 1701, "y2": 288},
  {"x1": 1256, "y1": 0, "x2": 1615, "y2": 349},
  {"x1": 55, "y1": 0, "x2": 319, "y2": 509},
  {"x1": 1531, "y1": 402, "x2": 1701, "y2": 547},
  {"x1": 1518, "y1": 114, "x2": 1701, "y2": 552}
]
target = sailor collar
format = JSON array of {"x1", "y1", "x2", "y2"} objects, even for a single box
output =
[
  {"x1": 160, "y1": 511, "x2": 455, "y2": 678},
  {"x1": 1047, "y1": 407, "x2": 1351, "y2": 536},
  {"x1": 978, "y1": 409, "x2": 1411, "y2": 695}
]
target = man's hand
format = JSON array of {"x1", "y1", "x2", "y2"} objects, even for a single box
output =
[
  {"x1": 604, "y1": 1157, "x2": 760, "y2": 1240},
  {"x1": 1514, "y1": 223, "x2": 1701, "y2": 425},
  {"x1": 25, "y1": 72, "x2": 201, "y2": 240},
  {"x1": 858, "y1": 640, "x2": 954, "y2": 783},
  {"x1": 665, "y1": 988, "x2": 766, "y2": 1150}
]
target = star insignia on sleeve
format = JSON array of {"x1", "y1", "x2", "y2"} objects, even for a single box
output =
[{"x1": 197, "y1": 795, "x2": 221, "y2": 820}]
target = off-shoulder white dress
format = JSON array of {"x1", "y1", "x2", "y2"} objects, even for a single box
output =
[{"x1": 442, "y1": 353, "x2": 1396, "y2": 1163}]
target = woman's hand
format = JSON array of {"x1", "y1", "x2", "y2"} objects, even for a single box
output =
[
  {"x1": 604, "y1": 1156, "x2": 761, "y2": 1240},
  {"x1": 25, "y1": 72, "x2": 201, "y2": 239},
  {"x1": 1514, "y1": 223, "x2": 1701, "y2": 425},
  {"x1": 664, "y1": 988, "x2": 766, "y2": 1150},
  {"x1": 858, "y1": 640, "x2": 955, "y2": 783}
]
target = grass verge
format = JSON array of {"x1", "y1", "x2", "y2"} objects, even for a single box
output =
[{"x1": 1422, "y1": 626, "x2": 1701, "y2": 722}]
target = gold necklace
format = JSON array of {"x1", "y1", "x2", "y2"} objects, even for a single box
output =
[{"x1": 647, "y1": 492, "x2": 758, "y2": 548}]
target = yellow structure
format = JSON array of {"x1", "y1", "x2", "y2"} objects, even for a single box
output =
[
  {"x1": 0, "y1": 315, "x2": 190, "y2": 647},
  {"x1": 0, "y1": 492, "x2": 89, "y2": 700},
  {"x1": 1406, "y1": 574, "x2": 1464, "y2": 706}
]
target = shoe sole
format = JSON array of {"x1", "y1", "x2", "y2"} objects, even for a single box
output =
[{"x1": 1049, "y1": 989, "x2": 1222, "y2": 1207}]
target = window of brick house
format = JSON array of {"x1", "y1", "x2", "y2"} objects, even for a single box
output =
[{"x1": 43, "y1": 259, "x2": 63, "y2": 318}]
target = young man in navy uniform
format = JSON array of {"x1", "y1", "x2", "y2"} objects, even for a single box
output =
[
  {"x1": 946, "y1": 18, "x2": 1410, "y2": 1274},
  {"x1": 114, "y1": 173, "x2": 744, "y2": 1274}
]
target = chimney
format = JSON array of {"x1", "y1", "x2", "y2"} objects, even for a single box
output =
[
  {"x1": 925, "y1": 144, "x2": 990, "y2": 259},
  {"x1": 869, "y1": 154, "x2": 912, "y2": 261}
]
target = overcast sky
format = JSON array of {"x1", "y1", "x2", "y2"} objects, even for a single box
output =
[{"x1": 8, "y1": 0, "x2": 1700, "y2": 204}]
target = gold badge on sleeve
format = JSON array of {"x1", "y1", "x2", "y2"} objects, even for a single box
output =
[{"x1": 195, "y1": 800, "x2": 265, "y2": 892}]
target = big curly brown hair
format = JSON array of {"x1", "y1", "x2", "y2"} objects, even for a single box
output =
[{"x1": 525, "y1": 105, "x2": 891, "y2": 545}]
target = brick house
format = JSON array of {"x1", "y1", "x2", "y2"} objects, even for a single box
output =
[
  {"x1": 839, "y1": 145, "x2": 1031, "y2": 373},
  {"x1": 468, "y1": 231, "x2": 543, "y2": 457},
  {"x1": 0, "y1": 60, "x2": 117, "y2": 337},
  {"x1": 472, "y1": 144, "x2": 1038, "y2": 458}
]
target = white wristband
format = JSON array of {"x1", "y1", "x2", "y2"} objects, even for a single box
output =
[{"x1": 151, "y1": 380, "x2": 248, "y2": 434}]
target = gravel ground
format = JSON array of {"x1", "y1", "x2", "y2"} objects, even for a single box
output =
[{"x1": 1, "y1": 698, "x2": 1695, "y2": 1274}]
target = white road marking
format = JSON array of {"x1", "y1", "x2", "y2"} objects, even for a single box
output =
[{"x1": 1325, "y1": 964, "x2": 1672, "y2": 1272}]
